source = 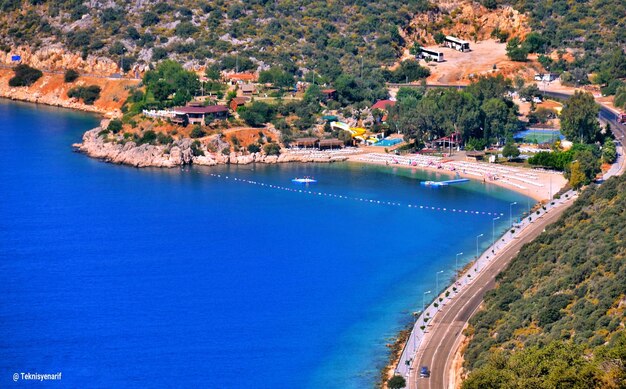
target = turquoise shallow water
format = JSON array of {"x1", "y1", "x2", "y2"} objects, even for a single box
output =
[{"x1": 0, "y1": 100, "x2": 529, "y2": 388}]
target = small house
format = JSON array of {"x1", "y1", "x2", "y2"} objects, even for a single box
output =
[
  {"x1": 240, "y1": 84, "x2": 256, "y2": 95},
  {"x1": 371, "y1": 100, "x2": 396, "y2": 111},
  {"x1": 230, "y1": 96, "x2": 249, "y2": 112},
  {"x1": 171, "y1": 105, "x2": 229, "y2": 125},
  {"x1": 225, "y1": 73, "x2": 258, "y2": 85},
  {"x1": 321, "y1": 89, "x2": 337, "y2": 100}
]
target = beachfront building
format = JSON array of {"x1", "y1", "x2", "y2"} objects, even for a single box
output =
[
  {"x1": 293, "y1": 137, "x2": 320, "y2": 149},
  {"x1": 319, "y1": 139, "x2": 345, "y2": 150},
  {"x1": 171, "y1": 104, "x2": 229, "y2": 125},
  {"x1": 432, "y1": 132, "x2": 461, "y2": 149}
]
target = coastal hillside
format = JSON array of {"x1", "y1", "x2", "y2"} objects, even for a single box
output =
[
  {"x1": 0, "y1": 1, "x2": 531, "y2": 81},
  {"x1": 461, "y1": 174, "x2": 626, "y2": 388},
  {"x1": 0, "y1": 68, "x2": 137, "y2": 114}
]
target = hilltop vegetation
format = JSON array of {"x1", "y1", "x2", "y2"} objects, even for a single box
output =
[
  {"x1": 0, "y1": 0, "x2": 432, "y2": 90},
  {"x1": 499, "y1": 0, "x2": 626, "y2": 101},
  {"x1": 462, "y1": 173, "x2": 626, "y2": 388}
]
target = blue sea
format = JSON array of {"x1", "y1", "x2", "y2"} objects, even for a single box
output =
[{"x1": 0, "y1": 100, "x2": 529, "y2": 388}]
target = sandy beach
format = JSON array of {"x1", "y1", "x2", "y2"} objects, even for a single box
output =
[{"x1": 348, "y1": 152, "x2": 566, "y2": 202}]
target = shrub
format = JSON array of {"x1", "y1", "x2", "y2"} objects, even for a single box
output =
[
  {"x1": 67, "y1": 85, "x2": 102, "y2": 105},
  {"x1": 63, "y1": 69, "x2": 79, "y2": 83},
  {"x1": 388, "y1": 375, "x2": 406, "y2": 389},
  {"x1": 9, "y1": 64, "x2": 43, "y2": 87},
  {"x1": 190, "y1": 140, "x2": 204, "y2": 156},
  {"x1": 107, "y1": 119, "x2": 123, "y2": 133},
  {"x1": 263, "y1": 142, "x2": 281, "y2": 156},
  {"x1": 137, "y1": 130, "x2": 157, "y2": 145},
  {"x1": 247, "y1": 144, "x2": 261, "y2": 153},
  {"x1": 157, "y1": 132, "x2": 173, "y2": 145},
  {"x1": 190, "y1": 125, "x2": 206, "y2": 138}
]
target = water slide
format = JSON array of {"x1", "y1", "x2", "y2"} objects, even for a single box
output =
[{"x1": 330, "y1": 121, "x2": 366, "y2": 138}]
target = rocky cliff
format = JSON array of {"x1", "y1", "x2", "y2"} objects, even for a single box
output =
[
  {"x1": 2, "y1": 45, "x2": 120, "y2": 77},
  {"x1": 74, "y1": 124, "x2": 348, "y2": 168},
  {"x1": 0, "y1": 68, "x2": 138, "y2": 116}
]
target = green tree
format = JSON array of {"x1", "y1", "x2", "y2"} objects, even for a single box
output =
[
  {"x1": 67, "y1": 85, "x2": 101, "y2": 105},
  {"x1": 303, "y1": 84, "x2": 322, "y2": 103},
  {"x1": 247, "y1": 143, "x2": 261, "y2": 153},
  {"x1": 433, "y1": 32, "x2": 446, "y2": 45},
  {"x1": 560, "y1": 91, "x2": 600, "y2": 143},
  {"x1": 602, "y1": 139, "x2": 617, "y2": 164},
  {"x1": 522, "y1": 32, "x2": 546, "y2": 53},
  {"x1": 505, "y1": 37, "x2": 529, "y2": 62},
  {"x1": 63, "y1": 69, "x2": 79, "y2": 83},
  {"x1": 259, "y1": 67, "x2": 294, "y2": 90},
  {"x1": 107, "y1": 119, "x2": 123, "y2": 133},
  {"x1": 263, "y1": 142, "x2": 281, "y2": 156},
  {"x1": 9, "y1": 64, "x2": 43, "y2": 87},
  {"x1": 502, "y1": 139, "x2": 520, "y2": 160},
  {"x1": 396, "y1": 86, "x2": 425, "y2": 102},
  {"x1": 387, "y1": 375, "x2": 406, "y2": 389},
  {"x1": 239, "y1": 101, "x2": 274, "y2": 127},
  {"x1": 481, "y1": 98, "x2": 510, "y2": 142},
  {"x1": 568, "y1": 161, "x2": 587, "y2": 189},
  {"x1": 190, "y1": 125, "x2": 205, "y2": 138},
  {"x1": 205, "y1": 65, "x2": 221, "y2": 81}
]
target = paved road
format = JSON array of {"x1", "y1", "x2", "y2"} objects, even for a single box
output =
[
  {"x1": 409, "y1": 197, "x2": 575, "y2": 389},
  {"x1": 389, "y1": 83, "x2": 625, "y2": 388}
]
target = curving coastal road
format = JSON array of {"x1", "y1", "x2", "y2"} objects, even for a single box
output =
[
  {"x1": 394, "y1": 84, "x2": 625, "y2": 389},
  {"x1": 409, "y1": 197, "x2": 575, "y2": 389}
]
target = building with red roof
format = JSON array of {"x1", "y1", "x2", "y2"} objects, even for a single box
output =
[
  {"x1": 225, "y1": 73, "x2": 258, "y2": 83},
  {"x1": 371, "y1": 100, "x2": 396, "y2": 111}
]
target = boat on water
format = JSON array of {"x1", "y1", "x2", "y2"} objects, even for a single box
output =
[
  {"x1": 422, "y1": 180, "x2": 447, "y2": 187},
  {"x1": 421, "y1": 178, "x2": 470, "y2": 187},
  {"x1": 292, "y1": 177, "x2": 317, "y2": 183}
]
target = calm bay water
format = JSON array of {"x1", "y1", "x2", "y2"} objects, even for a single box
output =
[{"x1": 0, "y1": 100, "x2": 529, "y2": 388}]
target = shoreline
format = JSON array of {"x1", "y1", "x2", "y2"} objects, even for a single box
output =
[
  {"x1": 347, "y1": 153, "x2": 565, "y2": 202},
  {"x1": 73, "y1": 121, "x2": 566, "y2": 202},
  {"x1": 395, "y1": 189, "x2": 578, "y2": 389}
]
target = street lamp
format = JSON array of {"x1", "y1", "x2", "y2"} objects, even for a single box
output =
[
  {"x1": 455, "y1": 252, "x2": 463, "y2": 278},
  {"x1": 422, "y1": 290, "x2": 431, "y2": 313},
  {"x1": 436, "y1": 270, "x2": 444, "y2": 295},
  {"x1": 509, "y1": 202, "x2": 517, "y2": 226},
  {"x1": 492, "y1": 216, "x2": 501, "y2": 245},
  {"x1": 475, "y1": 233, "x2": 484, "y2": 259}
]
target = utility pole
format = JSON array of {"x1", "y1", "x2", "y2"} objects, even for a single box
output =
[{"x1": 360, "y1": 55, "x2": 364, "y2": 79}]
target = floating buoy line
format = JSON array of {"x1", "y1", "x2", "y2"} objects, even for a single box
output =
[{"x1": 206, "y1": 173, "x2": 505, "y2": 217}]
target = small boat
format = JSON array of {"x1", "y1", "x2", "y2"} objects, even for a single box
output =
[
  {"x1": 292, "y1": 177, "x2": 317, "y2": 183},
  {"x1": 421, "y1": 181, "x2": 448, "y2": 187},
  {"x1": 421, "y1": 178, "x2": 469, "y2": 187}
]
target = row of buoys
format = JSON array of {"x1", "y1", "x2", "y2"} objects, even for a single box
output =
[{"x1": 207, "y1": 173, "x2": 505, "y2": 217}]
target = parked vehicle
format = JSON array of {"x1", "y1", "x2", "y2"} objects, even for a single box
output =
[
  {"x1": 420, "y1": 366, "x2": 430, "y2": 378},
  {"x1": 618, "y1": 113, "x2": 626, "y2": 124}
]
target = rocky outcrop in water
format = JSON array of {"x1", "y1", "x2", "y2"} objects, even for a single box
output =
[{"x1": 74, "y1": 125, "x2": 349, "y2": 168}]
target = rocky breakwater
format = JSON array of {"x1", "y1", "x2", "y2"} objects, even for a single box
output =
[{"x1": 74, "y1": 125, "x2": 349, "y2": 168}]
